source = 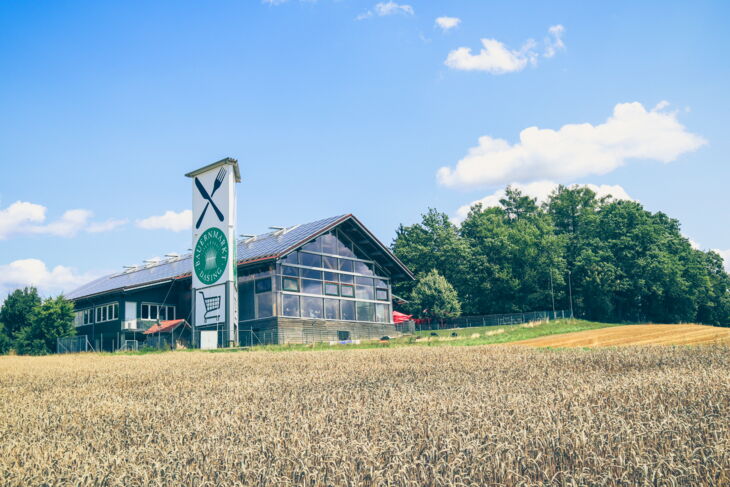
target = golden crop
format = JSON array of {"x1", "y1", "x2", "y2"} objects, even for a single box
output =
[{"x1": 0, "y1": 345, "x2": 728, "y2": 486}]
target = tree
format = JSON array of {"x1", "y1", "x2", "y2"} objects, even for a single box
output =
[
  {"x1": 0, "y1": 287, "x2": 41, "y2": 337},
  {"x1": 392, "y1": 208, "x2": 470, "y2": 303},
  {"x1": 14, "y1": 295, "x2": 75, "y2": 355},
  {"x1": 0, "y1": 322, "x2": 12, "y2": 354},
  {"x1": 408, "y1": 270, "x2": 461, "y2": 320}
]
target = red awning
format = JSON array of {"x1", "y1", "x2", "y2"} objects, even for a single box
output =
[
  {"x1": 392, "y1": 311, "x2": 413, "y2": 323},
  {"x1": 143, "y1": 319, "x2": 190, "y2": 335}
]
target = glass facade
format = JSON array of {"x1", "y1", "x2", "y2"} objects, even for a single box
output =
[
  {"x1": 275, "y1": 229, "x2": 391, "y2": 324},
  {"x1": 237, "y1": 228, "x2": 392, "y2": 324}
]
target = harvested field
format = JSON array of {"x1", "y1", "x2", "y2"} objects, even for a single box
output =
[
  {"x1": 515, "y1": 323, "x2": 730, "y2": 348},
  {"x1": 1, "y1": 345, "x2": 729, "y2": 486}
]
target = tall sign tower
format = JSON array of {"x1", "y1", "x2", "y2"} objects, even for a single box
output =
[{"x1": 185, "y1": 158, "x2": 241, "y2": 347}]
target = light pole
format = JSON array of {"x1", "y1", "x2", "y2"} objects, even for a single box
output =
[
  {"x1": 549, "y1": 268, "x2": 556, "y2": 318},
  {"x1": 567, "y1": 270, "x2": 574, "y2": 319}
]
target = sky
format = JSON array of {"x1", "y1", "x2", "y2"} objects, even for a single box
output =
[{"x1": 1, "y1": 0, "x2": 729, "y2": 300}]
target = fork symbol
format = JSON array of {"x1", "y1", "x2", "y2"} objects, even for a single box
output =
[{"x1": 195, "y1": 167, "x2": 227, "y2": 229}]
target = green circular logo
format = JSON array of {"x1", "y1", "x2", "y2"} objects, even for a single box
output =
[{"x1": 194, "y1": 227, "x2": 229, "y2": 285}]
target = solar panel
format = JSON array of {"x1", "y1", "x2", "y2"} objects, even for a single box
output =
[{"x1": 66, "y1": 214, "x2": 347, "y2": 300}]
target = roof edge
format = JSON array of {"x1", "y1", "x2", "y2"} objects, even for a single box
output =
[{"x1": 185, "y1": 157, "x2": 241, "y2": 182}]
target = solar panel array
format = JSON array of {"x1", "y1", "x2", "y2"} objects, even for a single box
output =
[{"x1": 66, "y1": 214, "x2": 348, "y2": 300}]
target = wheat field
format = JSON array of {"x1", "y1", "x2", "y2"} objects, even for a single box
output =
[
  {"x1": 516, "y1": 324, "x2": 730, "y2": 348},
  {"x1": 1, "y1": 345, "x2": 729, "y2": 486}
]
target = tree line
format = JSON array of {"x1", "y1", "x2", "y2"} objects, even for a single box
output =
[
  {"x1": 392, "y1": 185, "x2": 730, "y2": 325},
  {"x1": 0, "y1": 287, "x2": 75, "y2": 355}
]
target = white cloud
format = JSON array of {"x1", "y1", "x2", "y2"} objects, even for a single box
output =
[
  {"x1": 543, "y1": 24, "x2": 565, "y2": 58},
  {"x1": 136, "y1": 210, "x2": 192, "y2": 232},
  {"x1": 435, "y1": 16, "x2": 461, "y2": 32},
  {"x1": 0, "y1": 201, "x2": 124, "y2": 239},
  {"x1": 357, "y1": 2, "x2": 414, "y2": 20},
  {"x1": 0, "y1": 202, "x2": 46, "y2": 239},
  {"x1": 688, "y1": 239, "x2": 701, "y2": 250},
  {"x1": 437, "y1": 102, "x2": 707, "y2": 189},
  {"x1": 0, "y1": 259, "x2": 100, "y2": 300},
  {"x1": 445, "y1": 38, "x2": 537, "y2": 74},
  {"x1": 453, "y1": 181, "x2": 633, "y2": 222},
  {"x1": 714, "y1": 249, "x2": 730, "y2": 272},
  {"x1": 445, "y1": 25, "x2": 564, "y2": 74}
]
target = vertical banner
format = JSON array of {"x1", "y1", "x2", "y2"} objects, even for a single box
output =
[{"x1": 186, "y1": 158, "x2": 241, "y2": 347}]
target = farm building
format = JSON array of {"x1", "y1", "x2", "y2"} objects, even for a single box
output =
[{"x1": 66, "y1": 214, "x2": 414, "y2": 350}]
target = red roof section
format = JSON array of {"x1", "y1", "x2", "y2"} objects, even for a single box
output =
[
  {"x1": 392, "y1": 311, "x2": 413, "y2": 323},
  {"x1": 143, "y1": 319, "x2": 189, "y2": 335}
]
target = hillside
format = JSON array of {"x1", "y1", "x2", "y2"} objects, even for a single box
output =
[{"x1": 514, "y1": 324, "x2": 730, "y2": 348}]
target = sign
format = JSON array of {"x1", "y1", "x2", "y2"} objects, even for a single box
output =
[
  {"x1": 195, "y1": 284, "x2": 225, "y2": 326},
  {"x1": 186, "y1": 158, "x2": 241, "y2": 347}
]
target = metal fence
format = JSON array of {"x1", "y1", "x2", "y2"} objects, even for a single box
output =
[
  {"x1": 57, "y1": 335, "x2": 95, "y2": 354},
  {"x1": 413, "y1": 310, "x2": 569, "y2": 332}
]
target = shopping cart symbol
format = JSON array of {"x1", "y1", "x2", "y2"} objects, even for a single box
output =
[{"x1": 198, "y1": 290, "x2": 222, "y2": 323}]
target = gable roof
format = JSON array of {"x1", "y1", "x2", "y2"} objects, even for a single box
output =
[{"x1": 67, "y1": 214, "x2": 413, "y2": 301}]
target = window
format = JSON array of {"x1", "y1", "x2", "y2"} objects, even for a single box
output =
[
  {"x1": 355, "y1": 285, "x2": 374, "y2": 300},
  {"x1": 341, "y1": 300, "x2": 355, "y2": 321},
  {"x1": 354, "y1": 261, "x2": 374, "y2": 276},
  {"x1": 340, "y1": 284, "x2": 355, "y2": 298},
  {"x1": 322, "y1": 255, "x2": 338, "y2": 269},
  {"x1": 282, "y1": 294, "x2": 300, "y2": 317},
  {"x1": 255, "y1": 277, "x2": 272, "y2": 293},
  {"x1": 302, "y1": 279, "x2": 322, "y2": 295},
  {"x1": 301, "y1": 268, "x2": 322, "y2": 279},
  {"x1": 324, "y1": 282, "x2": 339, "y2": 296},
  {"x1": 141, "y1": 303, "x2": 173, "y2": 322},
  {"x1": 256, "y1": 292, "x2": 274, "y2": 318},
  {"x1": 282, "y1": 252, "x2": 299, "y2": 265},
  {"x1": 321, "y1": 233, "x2": 338, "y2": 255},
  {"x1": 338, "y1": 259, "x2": 354, "y2": 273},
  {"x1": 356, "y1": 301, "x2": 375, "y2": 322},
  {"x1": 302, "y1": 238, "x2": 322, "y2": 253},
  {"x1": 336, "y1": 232, "x2": 355, "y2": 258},
  {"x1": 375, "y1": 303, "x2": 389, "y2": 323},
  {"x1": 324, "y1": 299, "x2": 340, "y2": 320},
  {"x1": 94, "y1": 303, "x2": 119, "y2": 323},
  {"x1": 300, "y1": 252, "x2": 322, "y2": 268},
  {"x1": 337, "y1": 330, "x2": 351, "y2": 341},
  {"x1": 282, "y1": 265, "x2": 299, "y2": 277},
  {"x1": 375, "y1": 279, "x2": 388, "y2": 288},
  {"x1": 339, "y1": 273, "x2": 354, "y2": 284},
  {"x1": 323, "y1": 271, "x2": 338, "y2": 282},
  {"x1": 355, "y1": 276, "x2": 374, "y2": 286},
  {"x1": 282, "y1": 277, "x2": 300, "y2": 292},
  {"x1": 239, "y1": 280, "x2": 255, "y2": 321},
  {"x1": 301, "y1": 297, "x2": 323, "y2": 319},
  {"x1": 376, "y1": 288, "x2": 389, "y2": 301}
]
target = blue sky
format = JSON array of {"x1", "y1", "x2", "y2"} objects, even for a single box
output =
[{"x1": 1, "y1": 0, "x2": 729, "y2": 298}]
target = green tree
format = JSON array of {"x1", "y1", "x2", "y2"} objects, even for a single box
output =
[
  {"x1": 392, "y1": 208, "x2": 470, "y2": 303},
  {"x1": 0, "y1": 322, "x2": 12, "y2": 354},
  {"x1": 408, "y1": 270, "x2": 461, "y2": 320},
  {"x1": 14, "y1": 295, "x2": 75, "y2": 355},
  {"x1": 0, "y1": 287, "x2": 41, "y2": 336}
]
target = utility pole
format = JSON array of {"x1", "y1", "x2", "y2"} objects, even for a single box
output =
[
  {"x1": 567, "y1": 270, "x2": 574, "y2": 319},
  {"x1": 549, "y1": 268, "x2": 556, "y2": 318}
]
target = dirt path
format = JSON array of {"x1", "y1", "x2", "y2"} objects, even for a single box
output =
[{"x1": 514, "y1": 324, "x2": 730, "y2": 348}]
